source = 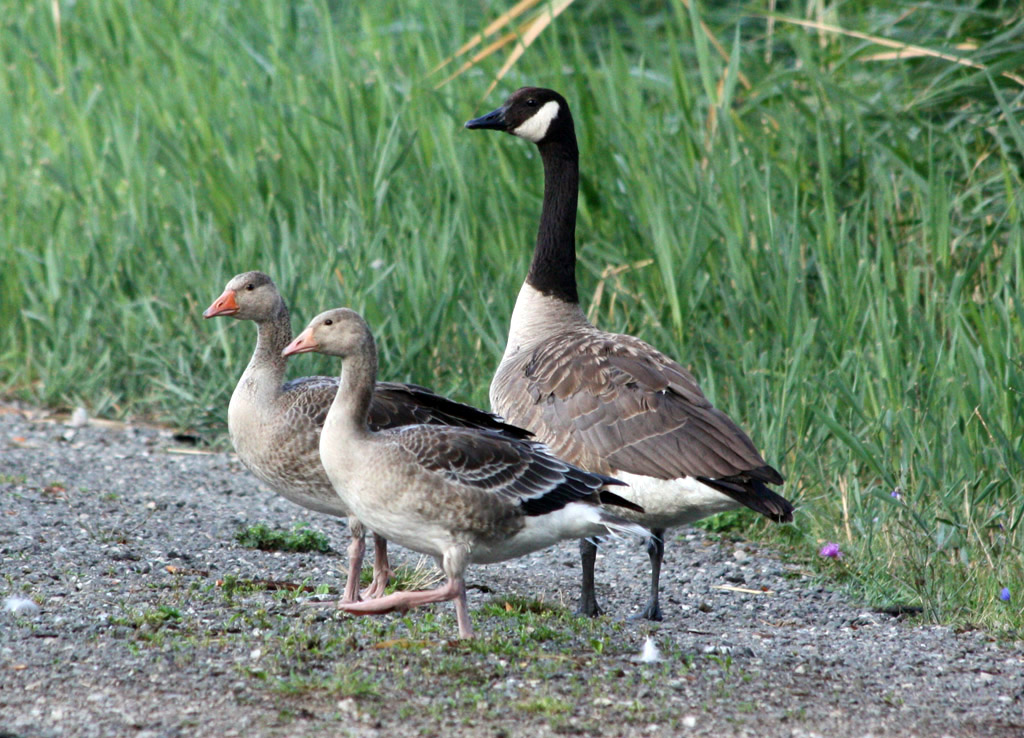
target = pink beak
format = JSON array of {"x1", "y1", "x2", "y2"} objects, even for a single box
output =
[
  {"x1": 202, "y1": 290, "x2": 239, "y2": 318},
  {"x1": 282, "y1": 327, "x2": 319, "y2": 357}
]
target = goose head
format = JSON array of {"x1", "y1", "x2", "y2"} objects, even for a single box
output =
[
  {"x1": 282, "y1": 308, "x2": 374, "y2": 360},
  {"x1": 465, "y1": 87, "x2": 573, "y2": 145},
  {"x1": 203, "y1": 271, "x2": 282, "y2": 321}
]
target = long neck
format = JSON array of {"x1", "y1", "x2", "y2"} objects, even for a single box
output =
[
  {"x1": 327, "y1": 339, "x2": 377, "y2": 438},
  {"x1": 244, "y1": 302, "x2": 292, "y2": 391},
  {"x1": 527, "y1": 135, "x2": 580, "y2": 304}
]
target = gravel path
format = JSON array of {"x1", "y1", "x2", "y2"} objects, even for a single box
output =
[{"x1": 1, "y1": 404, "x2": 1021, "y2": 737}]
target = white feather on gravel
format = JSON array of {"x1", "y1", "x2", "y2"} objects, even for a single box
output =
[
  {"x1": 4, "y1": 596, "x2": 40, "y2": 616},
  {"x1": 633, "y1": 636, "x2": 662, "y2": 663}
]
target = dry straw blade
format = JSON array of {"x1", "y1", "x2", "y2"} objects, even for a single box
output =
[
  {"x1": 433, "y1": 0, "x2": 548, "y2": 75},
  {"x1": 437, "y1": 1, "x2": 1023, "y2": 97},
  {"x1": 435, "y1": 0, "x2": 751, "y2": 96},
  {"x1": 770, "y1": 15, "x2": 1024, "y2": 88},
  {"x1": 433, "y1": 0, "x2": 575, "y2": 95}
]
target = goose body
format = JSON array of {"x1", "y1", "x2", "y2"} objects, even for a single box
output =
[
  {"x1": 203, "y1": 271, "x2": 529, "y2": 602},
  {"x1": 282, "y1": 308, "x2": 648, "y2": 639},
  {"x1": 467, "y1": 88, "x2": 793, "y2": 620}
]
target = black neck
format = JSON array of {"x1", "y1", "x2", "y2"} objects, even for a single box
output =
[{"x1": 526, "y1": 135, "x2": 580, "y2": 304}]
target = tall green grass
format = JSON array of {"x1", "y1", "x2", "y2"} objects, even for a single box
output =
[{"x1": 1, "y1": 0, "x2": 1021, "y2": 632}]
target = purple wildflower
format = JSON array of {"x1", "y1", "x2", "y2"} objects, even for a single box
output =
[
  {"x1": 891, "y1": 488, "x2": 902, "y2": 500},
  {"x1": 819, "y1": 542, "x2": 843, "y2": 559},
  {"x1": 999, "y1": 588, "x2": 1010, "y2": 602}
]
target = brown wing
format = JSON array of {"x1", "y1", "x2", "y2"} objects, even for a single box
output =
[
  {"x1": 280, "y1": 375, "x2": 339, "y2": 430},
  {"x1": 391, "y1": 426, "x2": 621, "y2": 517},
  {"x1": 493, "y1": 327, "x2": 790, "y2": 521},
  {"x1": 372, "y1": 382, "x2": 530, "y2": 438},
  {"x1": 281, "y1": 376, "x2": 529, "y2": 438}
]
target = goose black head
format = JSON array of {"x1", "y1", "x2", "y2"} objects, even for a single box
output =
[{"x1": 465, "y1": 87, "x2": 573, "y2": 145}]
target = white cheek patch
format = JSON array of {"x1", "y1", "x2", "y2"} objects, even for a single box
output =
[{"x1": 512, "y1": 100, "x2": 561, "y2": 143}]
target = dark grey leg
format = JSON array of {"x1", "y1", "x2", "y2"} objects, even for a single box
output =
[
  {"x1": 638, "y1": 529, "x2": 665, "y2": 621},
  {"x1": 576, "y1": 537, "x2": 602, "y2": 617}
]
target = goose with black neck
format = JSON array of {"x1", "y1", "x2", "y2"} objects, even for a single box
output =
[{"x1": 466, "y1": 87, "x2": 794, "y2": 621}]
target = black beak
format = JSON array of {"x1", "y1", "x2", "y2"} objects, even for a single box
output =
[{"x1": 465, "y1": 106, "x2": 507, "y2": 131}]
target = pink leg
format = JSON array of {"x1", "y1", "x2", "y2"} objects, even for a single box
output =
[
  {"x1": 341, "y1": 518, "x2": 367, "y2": 604},
  {"x1": 339, "y1": 544, "x2": 474, "y2": 638},
  {"x1": 339, "y1": 576, "x2": 463, "y2": 615},
  {"x1": 360, "y1": 533, "x2": 392, "y2": 600},
  {"x1": 452, "y1": 579, "x2": 472, "y2": 638}
]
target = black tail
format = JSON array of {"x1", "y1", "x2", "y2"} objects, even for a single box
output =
[
  {"x1": 696, "y1": 471, "x2": 793, "y2": 523},
  {"x1": 598, "y1": 488, "x2": 645, "y2": 514}
]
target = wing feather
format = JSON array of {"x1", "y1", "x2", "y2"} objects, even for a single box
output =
[
  {"x1": 493, "y1": 327, "x2": 788, "y2": 510},
  {"x1": 391, "y1": 426, "x2": 624, "y2": 517},
  {"x1": 281, "y1": 376, "x2": 529, "y2": 437},
  {"x1": 373, "y1": 382, "x2": 531, "y2": 437}
]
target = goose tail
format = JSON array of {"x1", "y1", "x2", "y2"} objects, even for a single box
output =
[{"x1": 594, "y1": 509, "x2": 651, "y2": 543}]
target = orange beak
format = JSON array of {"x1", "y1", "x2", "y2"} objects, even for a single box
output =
[
  {"x1": 282, "y1": 327, "x2": 319, "y2": 357},
  {"x1": 203, "y1": 289, "x2": 239, "y2": 318}
]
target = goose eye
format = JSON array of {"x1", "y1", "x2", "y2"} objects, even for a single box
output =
[
  {"x1": 526, "y1": 98, "x2": 538, "y2": 107},
  {"x1": 246, "y1": 283, "x2": 255, "y2": 291},
  {"x1": 324, "y1": 319, "x2": 333, "y2": 326}
]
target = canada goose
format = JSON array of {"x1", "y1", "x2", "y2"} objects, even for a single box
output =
[
  {"x1": 466, "y1": 87, "x2": 793, "y2": 621},
  {"x1": 281, "y1": 307, "x2": 648, "y2": 639},
  {"x1": 203, "y1": 271, "x2": 530, "y2": 604}
]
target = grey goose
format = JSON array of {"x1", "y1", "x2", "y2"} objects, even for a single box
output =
[
  {"x1": 466, "y1": 87, "x2": 793, "y2": 621},
  {"x1": 203, "y1": 271, "x2": 529, "y2": 604},
  {"x1": 281, "y1": 307, "x2": 648, "y2": 639}
]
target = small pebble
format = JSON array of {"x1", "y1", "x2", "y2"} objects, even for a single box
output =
[{"x1": 69, "y1": 407, "x2": 89, "y2": 428}]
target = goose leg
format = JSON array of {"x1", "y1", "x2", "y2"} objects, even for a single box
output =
[
  {"x1": 576, "y1": 537, "x2": 603, "y2": 617},
  {"x1": 337, "y1": 578, "x2": 471, "y2": 636},
  {"x1": 337, "y1": 544, "x2": 474, "y2": 638},
  {"x1": 338, "y1": 577, "x2": 461, "y2": 614},
  {"x1": 451, "y1": 578, "x2": 472, "y2": 639},
  {"x1": 445, "y1": 545, "x2": 472, "y2": 638},
  {"x1": 361, "y1": 533, "x2": 392, "y2": 599},
  {"x1": 342, "y1": 518, "x2": 368, "y2": 604},
  {"x1": 633, "y1": 528, "x2": 665, "y2": 621}
]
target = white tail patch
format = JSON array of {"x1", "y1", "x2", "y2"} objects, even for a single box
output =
[{"x1": 512, "y1": 100, "x2": 561, "y2": 143}]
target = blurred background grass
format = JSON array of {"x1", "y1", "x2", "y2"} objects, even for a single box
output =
[{"x1": 1, "y1": 0, "x2": 1021, "y2": 632}]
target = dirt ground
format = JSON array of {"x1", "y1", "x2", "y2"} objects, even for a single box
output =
[{"x1": 1, "y1": 404, "x2": 1022, "y2": 737}]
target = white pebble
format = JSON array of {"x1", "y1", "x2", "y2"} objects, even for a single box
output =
[{"x1": 69, "y1": 407, "x2": 89, "y2": 428}]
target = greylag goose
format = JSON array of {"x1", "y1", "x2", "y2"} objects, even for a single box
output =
[
  {"x1": 466, "y1": 87, "x2": 793, "y2": 621},
  {"x1": 203, "y1": 271, "x2": 530, "y2": 603},
  {"x1": 281, "y1": 307, "x2": 648, "y2": 639}
]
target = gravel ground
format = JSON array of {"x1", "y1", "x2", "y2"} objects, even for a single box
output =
[{"x1": 1, "y1": 404, "x2": 1022, "y2": 738}]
